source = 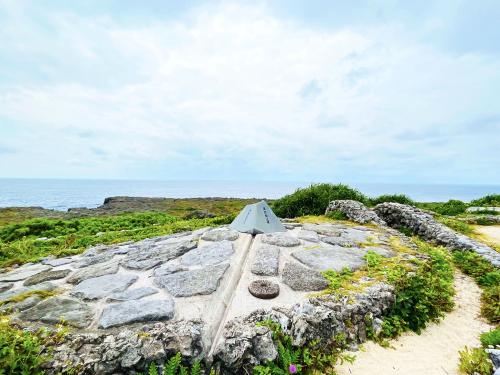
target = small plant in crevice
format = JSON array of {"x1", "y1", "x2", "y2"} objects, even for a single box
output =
[
  {"x1": 253, "y1": 319, "x2": 355, "y2": 374},
  {"x1": 139, "y1": 354, "x2": 203, "y2": 375}
]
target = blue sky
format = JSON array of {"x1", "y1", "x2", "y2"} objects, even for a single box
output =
[{"x1": 0, "y1": 0, "x2": 499, "y2": 184}]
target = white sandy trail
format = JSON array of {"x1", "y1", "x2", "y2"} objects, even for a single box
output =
[
  {"x1": 337, "y1": 272, "x2": 494, "y2": 375},
  {"x1": 473, "y1": 225, "x2": 500, "y2": 247}
]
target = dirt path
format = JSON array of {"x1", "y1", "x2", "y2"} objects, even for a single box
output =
[
  {"x1": 337, "y1": 272, "x2": 493, "y2": 375},
  {"x1": 473, "y1": 225, "x2": 500, "y2": 247}
]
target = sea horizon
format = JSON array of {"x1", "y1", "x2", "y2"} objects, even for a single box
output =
[{"x1": 1, "y1": 178, "x2": 498, "y2": 211}]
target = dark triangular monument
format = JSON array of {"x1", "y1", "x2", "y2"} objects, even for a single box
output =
[{"x1": 230, "y1": 200, "x2": 286, "y2": 234}]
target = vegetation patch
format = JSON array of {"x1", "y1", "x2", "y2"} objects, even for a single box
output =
[
  {"x1": 369, "y1": 194, "x2": 415, "y2": 206},
  {"x1": 458, "y1": 346, "x2": 493, "y2": 375}
]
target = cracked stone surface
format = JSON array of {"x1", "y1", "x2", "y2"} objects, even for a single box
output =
[
  {"x1": 261, "y1": 233, "x2": 300, "y2": 247},
  {"x1": 99, "y1": 298, "x2": 175, "y2": 328},
  {"x1": 180, "y1": 240, "x2": 234, "y2": 267},
  {"x1": 67, "y1": 261, "x2": 119, "y2": 284},
  {"x1": 251, "y1": 245, "x2": 280, "y2": 276},
  {"x1": 154, "y1": 263, "x2": 230, "y2": 297},
  {"x1": 0, "y1": 264, "x2": 51, "y2": 282},
  {"x1": 0, "y1": 281, "x2": 56, "y2": 302},
  {"x1": 201, "y1": 227, "x2": 239, "y2": 241},
  {"x1": 71, "y1": 274, "x2": 138, "y2": 300},
  {"x1": 281, "y1": 262, "x2": 329, "y2": 291},
  {"x1": 23, "y1": 269, "x2": 71, "y2": 286},
  {"x1": 106, "y1": 287, "x2": 159, "y2": 302}
]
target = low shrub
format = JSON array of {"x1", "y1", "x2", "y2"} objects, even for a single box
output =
[
  {"x1": 325, "y1": 210, "x2": 348, "y2": 220},
  {"x1": 480, "y1": 328, "x2": 500, "y2": 347},
  {"x1": 470, "y1": 194, "x2": 500, "y2": 207},
  {"x1": 436, "y1": 217, "x2": 473, "y2": 235},
  {"x1": 369, "y1": 194, "x2": 415, "y2": 206},
  {"x1": 272, "y1": 184, "x2": 368, "y2": 218},
  {"x1": 458, "y1": 346, "x2": 493, "y2": 375},
  {"x1": 140, "y1": 354, "x2": 203, "y2": 375},
  {"x1": 432, "y1": 200, "x2": 468, "y2": 216},
  {"x1": 481, "y1": 285, "x2": 500, "y2": 324}
]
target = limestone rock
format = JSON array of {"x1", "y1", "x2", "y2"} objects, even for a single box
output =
[
  {"x1": 321, "y1": 236, "x2": 356, "y2": 247},
  {"x1": 282, "y1": 262, "x2": 328, "y2": 291},
  {"x1": 99, "y1": 299, "x2": 175, "y2": 328},
  {"x1": 67, "y1": 261, "x2": 119, "y2": 284},
  {"x1": 297, "y1": 230, "x2": 320, "y2": 243},
  {"x1": 326, "y1": 200, "x2": 385, "y2": 225},
  {"x1": 42, "y1": 257, "x2": 74, "y2": 267},
  {"x1": 155, "y1": 263, "x2": 229, "y2": 297},
  {"x1": 180, "y1": 240, "x2": 234, "y2": 267},
  {"x1": 71, "y1": 274, "x2": 138, "y2": 300},
  {"x1": 74, "y1": 253, "x2": 114, "y2": 268},
  {"x1": 19, "y1": 297, "x2": 94, "y2": 328},
  {"x1": 0, "y1": 264, "x2": 51, "y2": 282},
  {"x1": 153, "y1": 262, "x2": 188, "y2": 277},
  {"x1": 292, "y1": 245, "x2": 367, "y2": 272},
  {"x1": 0, "y1": 281, "x2": 56, "y2": 302},
  {"x1": 303, "y1": 223, "x2": 342, "y2": 237},
  {"x1": 0, "y1": 283, "x2": 13, "y2": 293},
  {"x1": 201, "y1": 227, "x2": 239, "y2": 241},
  {"x1": 248, "y1": 280, "x2": 279, "y2": 299},
  {"x1": 261, "y1": 233, "x2": 300, "y2": 247},
  {"x1": 123, "y1": 240, "x2": 197, "y2": 270},
  {"x1": 251, "y1": 245, "x2": 280, "y2": 276},
  {"x1": 106, "y1": 287, "x2": 159, "y2": 302},
  {"x1": 23, "y1": 269, "x2": 71, "y2": 286}
]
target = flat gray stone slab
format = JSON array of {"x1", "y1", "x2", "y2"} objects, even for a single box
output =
[
  {"x1": 201, "y1": 227, "x2": 239, "y2": 241},
  {"x1": 320, "y1": 236, "x2": 356, "y2": 247},
  {"x1": 74, "y1": 253, "x2": 114, "y2": 268},
  {"x1": 3, "y1": 295, "x2": 43, "y2": 313},
  {"x1": 155, "y1": 263, "x2": 229, "y2": 297},
  {"x1": 0, "y1": 282, "x2": 56, "y2": 302},
  {"x1": 42, "y1": 257, "x2": 74, "y2": 267},
  {"x1": 23, "y1": 269, "x2": 71, "y2": 286},
  {"x1": 0, "y1": 283, "x2": 13, "y2": 293},
  {"x1": 261, "y1": 233, "x2": 300, "y2": 247},
  {"x1": 99, "y1": 298, "x2": 175, "y2": 329},
  {"x1": 292, "y1": 245, "x2": 367, "y2": 272},
  {"x1": 19, "y1": 296, "x2": 94, "y2": 328},
  {"x1": 303, "y1": 223, "x2": 341, "y2": 237},
  {"x1": 251, "y1": 245, "x2": 280, "y2": 276},
  {"x1": 297, "y1": 230, "x2": 320, "y2": 243},
  {"x1": 106, "y1": 287, "x2": 159, "y2": 302},
  {"x1": 67, "y1": 261, "x2": 119, "y2": 284},
  {"x1": 123, "y1": 240, "x2": 197, "y2": 270},
  {"x1": 153, "y1": 262, "x2": 188, "y2": 277},
  {"x1": 180, "y1": 240, "x2": 234, "y2": 267},
  {"x1": 0, "y1": 264, "x2": 51, "y2": 282},
  {"x1": 71, "y1": 274, "x2": 138, "y2": 300},
  {"x1": 282, "y1": 262, "x2": 328, "y2": 291},
  {"x1": 341, "y1": 228, "x2": 372, "y2": 243}
]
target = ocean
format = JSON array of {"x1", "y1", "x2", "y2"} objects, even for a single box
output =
[{"x1": 0, "y1": 178, "x2": 498, "y2": 211}]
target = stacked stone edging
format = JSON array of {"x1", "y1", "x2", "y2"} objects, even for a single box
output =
[
  {"x1": 325, "y1": 200, "x2": 385, "y2": 225},
  {"x1": 213, "y1": 283, "x2": 395, "y2": 373},
  {"x1": 373, "y1": 202, "x2": 500, "y2": 267}
]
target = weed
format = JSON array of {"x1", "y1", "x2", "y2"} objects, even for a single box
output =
[{"x1": 458, "y1": 346, "x2": 492, "y2": 375}]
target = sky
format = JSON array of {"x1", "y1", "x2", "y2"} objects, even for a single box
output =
[{"x1": 0, "y1": 0, "x2": 499, "y2": 184}]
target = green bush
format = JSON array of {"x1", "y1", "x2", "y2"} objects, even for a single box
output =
[
  {"x1": 470, "y1": 194, "x2": 500, "y2": 207},
  {"x1": 480, "y1": 328, "x2": 500, "y2": 347},
  {"x1": 432, "y1": 200, "x2": 468, "y2": 216},
  {"x1": 481, "y1": 285, "x2": 500, "y2": 324},
  {"x1": 458, "y1": 347, "x2": 493, "y2": 375},
  {"x1": 380, "y1": 246, "x2": 455, "y2": 338},
  {"x1": 272, "y1": 184, "x2": 368, "y2": 218},
  {"x1": 437, "y1": 217, "x2": 473, "y2": 235},
  {"x1": 369, "y1": 194, "x2": 415, "y2": 206}
]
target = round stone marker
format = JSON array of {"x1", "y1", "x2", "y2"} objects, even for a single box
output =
[{"x1": 248, "y1": 280, "x2": 280, "y2": 299}]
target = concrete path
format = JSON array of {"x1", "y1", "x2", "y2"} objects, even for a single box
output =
[{"x1": 337, "y1": 272, "x2": 494, "y2": 375}]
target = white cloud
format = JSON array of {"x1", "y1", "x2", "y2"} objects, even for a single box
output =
[{"x1": 0, "y1": 2, "x2": 499, "y2": 182}]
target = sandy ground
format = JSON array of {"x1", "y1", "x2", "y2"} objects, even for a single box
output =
[
  {"x1": 473, "y1": 225, "x2": 500, "y2": 247},
  {"x1": 337, "y1": 272, "x2": 494, "y2": 375}
]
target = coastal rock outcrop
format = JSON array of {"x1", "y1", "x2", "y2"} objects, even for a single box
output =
[{"x1": 325, "y1": 200, "x2": 385, "y2": 225}]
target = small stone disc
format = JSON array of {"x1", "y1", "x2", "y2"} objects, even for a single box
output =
[{"x1": 248, "y1": 280, "x2": 280, "y2": 299}]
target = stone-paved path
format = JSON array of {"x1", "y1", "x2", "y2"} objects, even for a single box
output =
[{"x1": 337, "y1": 272, "x2": 494, "y2": 375}]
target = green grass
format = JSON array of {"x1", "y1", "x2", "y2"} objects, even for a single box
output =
[{"x1": 0, "y1": 212, "x2": 233, "y2": 268}]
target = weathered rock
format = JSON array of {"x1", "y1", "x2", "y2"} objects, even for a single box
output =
[
  {"x1": 106, "y1": 287, "x2": 159, "y2": 302},
  {"x1": 19, "y1": 297, "x2": 94, "y2": 328},
  {"x1": 374, "y1": 202, "x2": 500, "y2": 267},
  {"x1": 302, "y1": 223, "x2": 341, "y2": 237},
  {"x1": 42, "y1": 257, "x2": 74, "y2": 267},
  {"x1": 0, "y1": 281, "x2": 56, "y2": 302},
  {"x1": 74, "y1": 253, "x2": 114, "y2": 268},
  {"x1": 320, "y1": 236, "x2": 356, "y2": 247},
  {"x1": 123, "y1": 240, "x2": 197, "y2": 270},
  {"x1": 292, "y1": 245, "x2": 367, "y2": 272},
  {"x1": 326, "y1": 200, "x2": 385, "y2": 224},
  {"x1": 99, "y1": 299, "x2": 175, "y2": 328},
  {"x1": 67, "y1": 261, "x2": 119, "y2": 284},
  {"x1": 248, "y1": 280, "x2": 280, "y2": 299},
  {"x1": 486, "y1": 348, "x2": 500, "y2": 369},
  {"x1": 180, "y1": 240, "x2": 234, "y2": 267},
  {"x1": 11, "y1": 294, "x2": 43, "y2": 311},
  {"x1": 282, "y1": 262, "x2": 328, "y2": 291},
  {"x1": 201, "y1": 227, "x2": 239, "y2": 241},
  {"x1": 23, "y1": 269, "x2": 71, "y2": 286},
  {"x1": 0, "y1": 264, "x2": 51, "y2": 282},
  {"x1": 251, "y1": 245, "x2": 280, "y2": 276},
  {"x1": 261, "y1": 233, "x2": 300, "y2": 247},
  {"x1": 297, "y1": 230, "x2": 320, "y2": 243},
  {"x1": 155, "y1": 263, "x2": 229, "y2": 297},
  {"x1": 153, "y1": 262, "x2": 188, "y2": 277},
  {"x1": 0, "y1": 282, "x2": 13, "y2": 293},
  {"x1": 71, "y1": 274, "x2": 138, "y2": 300}
]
